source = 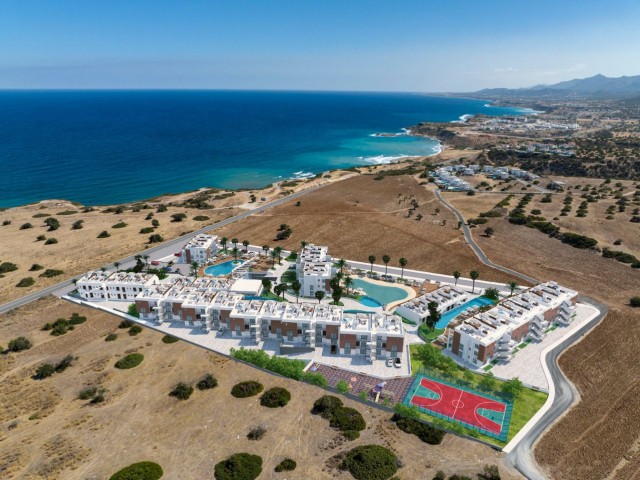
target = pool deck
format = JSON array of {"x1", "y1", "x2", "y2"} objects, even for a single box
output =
[{"x1": 353, "y1": 276, "x2": 416, "y2": 312}]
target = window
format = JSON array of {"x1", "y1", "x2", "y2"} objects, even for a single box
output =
[{"x1": 344, "y1": 342, "x2": 351, "y2": 354}]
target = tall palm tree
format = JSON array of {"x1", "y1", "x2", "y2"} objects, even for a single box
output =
[
  {"x1": 242, "y1": 240, "x2": 250, "y2": 253},
  {"x1": 220, "y1": 237, "x2": 228, "y2": 253},
  {"x1": 368, "y1": 255, "x2": 376, "y2": 273},
  {"x1": 315, "y1": 290, "x2": 325, "y2": 304},
  {"x1": 508, "y1": 281, "x2": 519, "y2": 296},
  {"x1": 262, "y1": 245, "x2": 269, "y2": 256},
  {"x1": 470, "y1": 271, "x2": 480, "y2": 293},
  {"x1": 344, "y1": 275, "x2": 354, "y2": 295},
  {"x1": 453, "y1": 271, "x2": 461, "y2": 286},
  {"x1": 114, "y1": 261, "x2": 120, "y2": 271},
  {"x1": 291, "y1": 280, "x2": 302, "y2": 303},
  {"x1": 142, "y1": 254, "x2": 149, "y2": 265},
  {"x1": 232, "y1": 247, "x2": 239, "y2": 260},
  {"x1": 300, "y1": 240, "x2": 308, "y2": 250},
  {"x1": 191, "y1": 261, "x2": 199, "y2": 278},
  {"x1": 382, "y1": 255, "x2": 391, "y2": 276},
  {"x1": 399, "y1": 257, "x2": 408, "y2": 279},
  {"x1": 231, "y1": 238, "x2": 238, "y2": 250},
  {"x1": 274, "y1": 246, "x2": 283, "y2": 264},
  {"x1": 270, "y1": 249, "x2": 278, "y2": 267},
  {"x1": 336, "y1": 258, "x2": 347, "y2": 273}
]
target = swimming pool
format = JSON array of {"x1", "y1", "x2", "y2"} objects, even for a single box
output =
[
  {"x1": 352, "y1": 278, "x2": 409, "y2": 307},
  {"x1": 436, "y1": 296, "x2": 495, "y2": 329},
  {"x1": 204, "y1": 260, "x2": 244, "y2": 276},
  {"x1": 359, "y1": 296, "x2": 382, "y2": 308}
]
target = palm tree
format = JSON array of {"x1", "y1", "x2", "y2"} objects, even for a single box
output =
[
  {"x1": 274, "y1": 246, "x2": 283, "y2": 264},
  {"x1": 232, "y1": 247, "x2": 239, "y2": 260},
  {"x1": 261, "y1": 278, "x2": 272, "y2": 295},
  {"x1": 470, "y1": 270, "x2": 480, "y2": 293},
  {"x1": 344, "y1": 275, "x2": 354, "y2": 295},
  {"x1": 291, "y1": 280, "x2": 302, "y2": 303},
  {"x1": 242, "y1": 240, "x2": 250, "y2": 252},
  {"x1": 315, "y1": 290, "x2": 325, "y2": 304},
  {"x1": 142, "y1": 254, "x2": 149, "y2": 266},
  {"x1": 382, "y1": 255, "x2": 391, "y2": 276},
  {"x1": 270, "y1": 249, "x2": 278, "y2": 267},
  {"x1": 231, "y1": 238, "x2": 238, "y2": 250},
  {"x1": 114, "y1": 261, "x2": 120, "y2": 271},
  {"x1": 274, "y1": 283, "x2": 285, "y2": 299},
  {"x1": 191, "y1": 261, "x2": 199, "y2": 278},
  {"x1": 300, "y1": 240, "x2": 308, "y2": 250},
  {"x1": 262, "y1": 244, "x2": 269, "y2": 256},
  {"x1": 508, "y1": 281, "x2": 519, "y2": 296},
  {"x1": 336, "y1": 258, "x2": 347, "y2": 273},
  {"x1": 453, "y1": 271, "x2": 461, "y2": 286},
  {"x1": 220, "y1": 237, "x2": 228, "y2": 253},
  {"x1": 368, "y1": 255, "x2": 376, "y2": 273},
  {"x1": 399, "y1": 257, "x2": 408, "y2": 279}
]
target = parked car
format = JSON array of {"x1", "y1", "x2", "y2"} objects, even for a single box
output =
[
  {"x1": 385, "y1": 358, "x2": 394, "y2": 368},
  {"x1": 394, "y1": 357, "x2": 402, "y2": 368},
  {"x1": 150, "y1": 260, "x2": 160, "y2": 266},
  {"x1": 174, "y1": 252, "x2": 182, "y2": 257}
]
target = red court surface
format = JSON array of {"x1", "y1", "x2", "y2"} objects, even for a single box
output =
[{"x1": 409, "y1": 377, "x2": 507, "y2": 435}]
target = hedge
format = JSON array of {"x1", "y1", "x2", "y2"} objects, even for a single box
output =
[
  {"x1": 214, "y1": 453, "x2": 262, "y2": 480},
  {"x1": 109, "y1": 461, "x2": 163, "y2": 480}
]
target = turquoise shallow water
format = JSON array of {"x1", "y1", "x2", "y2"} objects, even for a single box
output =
[
  {"x1": 0, "y1": 90, "x2": 531, "y2": 207},
  {"x1": 352, "y1": 278, "x2": 409, "y2": 305},
  {"x1": 204, "y1": 260, "x2": 244, "y2": 276},
  {"x1": 436, "y1": 296, "x2": 495, "y2": 329}
]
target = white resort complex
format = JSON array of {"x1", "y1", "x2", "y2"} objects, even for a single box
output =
[
  {"x1": 395, "y1": 285, "x2": 469, "y2": 324},
  {"x1": 296, "y1": 243, "x2": 334, "y2": 297},
  {"x1": 180, "y1": 233, "x2": 218, "y2": 265}
]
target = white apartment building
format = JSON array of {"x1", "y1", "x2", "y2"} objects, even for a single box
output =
[
  {"x1": 396, "y1": 286, "x2": 469, "y2": 324},
  {"x1": 181, "y1": 233, "x2": 218, "y2": 265},
  {"x1": 77, "y1": 271, "x2": 159, "y2": 302},
  {"x1": 296, "y1": 244, "x2": 334, "y2": 297},
  {"x1": 449, "y1": 282, "x2": 577, "y2": 366}
]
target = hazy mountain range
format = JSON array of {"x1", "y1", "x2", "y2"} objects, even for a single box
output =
[{"x1": 469, "y1": 74, "x2": 640, "y2": 100}]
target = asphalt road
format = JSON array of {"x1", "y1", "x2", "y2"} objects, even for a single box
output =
[
  {"x1": 0, "y1": 184, "x2": 324, "y2": 314},
  {"x1": 435, "y1": 188, "x2": 607, "y2": 480}
]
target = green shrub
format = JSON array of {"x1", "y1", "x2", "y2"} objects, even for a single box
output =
[
  {"x1": 630, "y1": 297, "x2": 640, "y2": 308},
  {"x1": 169, "y1": 382, "x2": 194, "y2": 400},
  {"x1": 231, "y1": 381, "x2": 264, "y2": 398},
  {"x1": 105, "y1": 333, "x2": 118, "y2": 342},
  {"x1": 34, "y1": 363, "x2": 56, "y2": 379},
  {"x1": 29, "y1": 263, "x2": 43, "y2": 271},
  {"x1": 128, "y1": 325, "x2": 143, "y2": 336},
  {"x1": 302, "y1": 371, "x2": 328, "y2": 387},
  {"x1": 112, "y1": 222, "x2": 128, "y2": 229},
  {"x1": 312, "y1": 395, "x2": 343, "y2": 418},
  {"x1": 71, "y1": 220, "x2": 84, "y2": 230},
  {"x1": 109, "y1": 461, "x2": 163, "y2": 480},
  {"x1": 90, "y1": 390, "x2": 106, "y2": 404},
  {"x1": 69, "y1": 313, "x2": 87, "y2": 325},
  {"x1": 39, "y1": 268, "x2": 64, "y2": 278},
  {"x1": 170, "y1": 213, "x2": 187, "y2": 222},
  {"x1": 115, "y1": 353, "x2": 144, "y2": 369},
  {"x1": 560, "y1": 232, "x2": 598, "y2": 249},
  {"x1": 342, "y1": 429, "x2": 360, "y2": 441},
  {"x1": 44, "y1": 238, "x2": 58, "y2": 245},
  {"x1": 161, "y1": 335, "x2": 179, "y2": 344},
  {"x1": 392, "y1": 414, "x2": 445, "y2": 445},
  {"x1": 36, "y1": 234, "x2": 47, "y2": 241},
  {"x1": 140, "y1": 227, "x2": 155, "y2": 234},
  {"x1": 274, "y1": 458, "x2": 296, "y2": 473},
  {"x1": 118, "y1": 319, "x2": 134, "y2": 329},
  {"x1": 16, "y1": 277, "x2": 35, "y2": 287},
  {"x1": 127, "y1": 304, "x2": 139, "y2": 318},
  {"x1": 0, "y1": 262, "x2": 18, "y2": 273},
  {"x1": 55, "y1": 355, "x2": 75, "y2": 372},
  {"x1": 214, "y1": 453, "x2": 262, "y2": 480},
  {"x1": 340, "y1": 445, "x2": 398, "y2": 480},
  {"x1": 57, "y1": 210, "x2": 78, "y2": 215},
  {"x1": 20, "y1": 222, "x2": 33, "y2": 229},
  {"x1": 193, "y1": 215, "x2": 210, "y2": 221},
  {"x1": 336, "y1": 379, "x2": 350, "y2": 394},
  {"x1": 32, "y1": 213, "x2": 51, "y2": 218},
  {"x1": 79, "y1": 387, "x2": 98, "y2": 400},
  {"x1": 148, "y1": 234, "x2": 164, "y2": 243},
  {"x1": 98, "y1": 230, "x2": 111, "y2": 238},
  {"x1": 247, "y1": 426, "x2": 266, "y2": 440},
  {"x1": 478, "y1": 464, "x2": 501, "y2": 480},
  {"x1": 44, "y1": 217, "x2": 60, "y2": 231},
  {"x1": 8, "y1": 336, "x2": 32, "y2": 352},
  {"x1": 260, "y1": 387, "x2": 291, "y2": 408},
  {"x1": 329, "y1": 407, "x2": 366, "y2": 432},
  {"x1": 196, "y1": 374, "x2": 218, "y2": 390}
]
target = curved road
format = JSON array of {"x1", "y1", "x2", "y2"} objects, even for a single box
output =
[
  {"x1": 0, "y1": 183, "x2": 325, "y2": 315},
  {"x1": 434, "y1": 188, "x2": 606, "y2": 479}
]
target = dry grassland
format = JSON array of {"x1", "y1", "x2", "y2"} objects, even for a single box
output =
[
  {"x1": 0, "y1": 297, "x2": 519, "y2": 479},
  {"x1": 215, "y1": 175, "x2": 518, "y2": 284}
]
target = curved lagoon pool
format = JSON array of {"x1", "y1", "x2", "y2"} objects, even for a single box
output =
[
  {"x1": 204, "y1": 260, "x2": 244, "y2": 276},
  {"x1": 352, "y1": 278, "x2": 409, "y2": 307},
  {"x1": 436, "y1": 296, "x2": 495, "y2": 329}
]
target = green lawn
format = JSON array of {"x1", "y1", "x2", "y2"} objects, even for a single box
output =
[
  {"x1": 261, "y1": 292, "x2": 288, "y2": 302},
  {"x1": 408, "y1": 344, "x2": 548, "y2": 447},
  {"x1": 417, "y1": 324, "x2": 445, "y2": 342}
]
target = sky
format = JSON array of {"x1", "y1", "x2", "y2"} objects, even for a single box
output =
[{"x1": 0, "y1": 0, "x2": 639, "y2": 92}]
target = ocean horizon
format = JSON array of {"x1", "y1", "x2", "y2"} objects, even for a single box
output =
[{"x1": 0, "y1": 90, "x2": 530, "y2": 207}]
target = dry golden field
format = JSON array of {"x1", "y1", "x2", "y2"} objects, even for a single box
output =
[{"x1": 0, "y1": 297, "x2": 519, "y2": 480}]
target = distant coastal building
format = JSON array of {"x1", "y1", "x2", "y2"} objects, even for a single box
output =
[
  {"x1": 395, "y1": 286, "x2": 469, "y2": 324},
  {"x1": 77, "y1": 271, "x2": 159, "y2": 301},
  {"x1": 181, "y1": 233, "x2": 218, "y2": 265},
  {"x1": 296, "y1": 244, "x2": 334, "y2": 297},
  {"x1": 448, "y1": 282, "x2": 577, "y2": 366}
]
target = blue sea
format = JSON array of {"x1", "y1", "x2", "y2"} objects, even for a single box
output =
[{"x1": 0, "y1": 91, "x2": 529, "y2": 207}]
